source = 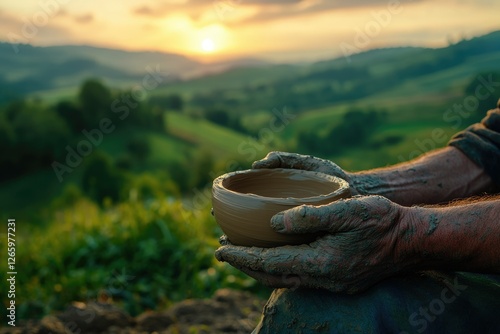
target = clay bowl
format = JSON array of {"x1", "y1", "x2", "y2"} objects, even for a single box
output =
[{"x1": 212, "y1": 168, "x2": 350, "y2": 248}]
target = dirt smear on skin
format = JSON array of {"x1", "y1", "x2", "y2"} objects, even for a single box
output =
[{"x1": 426, "y1": 213, "x2": 440, "y2": 235}]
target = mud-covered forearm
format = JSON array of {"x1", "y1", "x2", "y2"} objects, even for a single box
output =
[
  {"x1": 350, "y1": 147, "x2": 494, "y2": 206},
  {"x1": 402, "y1": 198, "x2": 500, "y2": 273}
]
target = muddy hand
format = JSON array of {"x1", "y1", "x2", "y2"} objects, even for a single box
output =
[
  {"x1": 215, "y1": 195, "x2": 414, "y2": 293},
  {"x1": 252, "y1": 151, "x2": 358, "y2": 195}
]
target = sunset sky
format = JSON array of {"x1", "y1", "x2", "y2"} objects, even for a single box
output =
[{"x1": 1, "y1": 0, "x2": 500, "y2": 62}]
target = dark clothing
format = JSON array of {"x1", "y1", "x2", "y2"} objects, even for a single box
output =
[
  {"x1": 253, "y1": 272, "x2": 500, "y2": 334},
  {"x1": 254, "y1": 103, "x2": 500, "y2": 333},
  {"x1": 449, "y1": 100, "x2": 500, "y2": 187}
]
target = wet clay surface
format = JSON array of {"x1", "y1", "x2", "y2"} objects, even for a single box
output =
[{"x1": 212, "y1": 168, "x2": 350, "y2": 247}]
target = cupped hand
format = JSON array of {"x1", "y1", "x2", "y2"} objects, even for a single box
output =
[
  {"x1": 252, "y1": 151, "x2": 358, "y2": 195},
  {"x1": 215, "y1": 195, "x2": 414, "y2": 293}
]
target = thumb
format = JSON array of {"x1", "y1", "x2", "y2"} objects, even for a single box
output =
[
  {"x1": 252, "y1": 151, "x2": 283, "y2": 169},
  {"x1": 270, "y1": 201, "x2": 349, "y2": 234}
]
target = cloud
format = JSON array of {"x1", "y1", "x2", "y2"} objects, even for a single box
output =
[
  {"x1": 0, "y1": 10, "x2": 74, "y2": 47},
  {"x1": 0, "y1": 10, "x2": 24, "y2": 33},
  {"x1": 234, "y1": 0, "x2": 425, "y2": 25},
  {"x1": 133, "y1": 5, "x2": 156, "y2": 16},
  {"x1": 132, "y1": 1, "x2": 207, "y2": 18},
  {"x1": 74, "y1": 13, "x2": 94, "y2": 24},
  {"x1": 132, "y1": 0, "x2": 425, "y2": 26},
  {"x1": 49, "y1": 9, "x2": 93, "y2": 24},
  {"x1": 244, "y1": 0, "x2": 303, "y2": 4}
]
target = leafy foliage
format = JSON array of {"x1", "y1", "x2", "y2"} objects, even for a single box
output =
[
  {"x1": 79, "y1": 79, "x2": 113, "y2": 128},
  {"x1": 0, "y1": 198, "x2": 260, "y2": 319},
  {"x1": 298, "y1": 108, "x2": 387, "y2": 156},
  {"x1": 82, "y1": 151, "x2": 127, "y2": 204}
]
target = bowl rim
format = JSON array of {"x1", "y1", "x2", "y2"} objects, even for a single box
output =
[{"x1": 212, "y1": 168, "x2": 350, "y2": 205}]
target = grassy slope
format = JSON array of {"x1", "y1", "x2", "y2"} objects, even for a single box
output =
[
  {"x1": 0, "y1": 116, "x2": 259, "y2": 215},
  {"x1": 276, "y1": 45, "x2": 500, "y2": 170},
  {"x1": 20, "y1": 50, "x2": 496, "y2": 207},
  {"x1": 166, "y1": 112, "x2": 272, "y2": 159},
  {"x1": 6, "y1": 34, "x2": 500, "y2": 212},
  {"x1": 151, "y1": 64, "x2": 305, "y2": 98}
]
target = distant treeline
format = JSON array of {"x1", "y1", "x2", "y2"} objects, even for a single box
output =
[
  {"x1": 2, "y1": 68, "x2": 499, "y2": 206},
  {"x1": 188, "y1": 35, "x2": 500, "y2": 116},
  {"x1": 0, "y1": 79, "x2": 250, "y2": 205},
  {"x1": 0, "y1": 79, "x2": 162, "y2": 180}
]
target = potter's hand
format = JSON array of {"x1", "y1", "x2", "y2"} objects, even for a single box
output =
[
  {"x1": 215, "y1": 195, "x2": 413, "y2": 293},
  {"x1": 253, "y1": 152, "x2": 358, "y2": 195}
]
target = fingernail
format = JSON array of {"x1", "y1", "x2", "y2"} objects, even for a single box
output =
[{"x1": 271, "y1": 212, "x2": 285, "y2": 232}]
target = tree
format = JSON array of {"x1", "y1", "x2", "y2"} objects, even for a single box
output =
[
  {"x1": 82, "y1": 151, "x2": 125, "y2": 204},
  {"x1": 11, "y1": 101, "x2": 71, "y2": 160},
  {"x1": 79, "y1": 79, "x2": 112, "y2": 128},
  {"x1": 127, "y1": 136, "x2": 151, "y2": 162},
  {"x1": 165, "y1": 94, "x2": 183, "y2": 111},
  {"x1": 0, "y1": 99, "x2": 70, "y2": 180},
  {"x1": 55, "y1": 100, "x2": 85, "y2": 133},
  {"x1": 205, "y1": 109, "x2": 230, "y2": 127},
  {"x1": 149, "y1": 94, "x2": 183, "y2": 112},
  {"x1": 191, "y1": 150, "x2": 215, "y2": 189},
  {"x1": 0, "y1": 113, "x2": 17, "y2": 173}
]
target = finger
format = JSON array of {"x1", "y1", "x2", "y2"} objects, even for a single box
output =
[
  {"x1": 270, "y1": 200, "x2": 352, "y2": 234},
  {"x1": 215, "y1": 245, "x2": 262, "y2": 268},
  {"x1": 228, "y1": 262, "x2": 306, "y2": 290},
  {"x1": 254, "y1": 151, "x2": 345, "y2": 175},
  {"x1": 270, "y1": 196, "x2": 391, "y2": 234},
  {"x1": 216, "y1": 244, "x2": 335, "y2": 277},
  {"x1": 251, "y1": 151, "x2": 286, "y2": 169},
  {"x1": 252, "y1": 151, "x2": 314, "y2": 171},
  {"x1": 252, "y1": 151, "x2": 321, "y2": 170},
  {"x1": 231, "y1": 262, "x2": 350, "y2": 292}
]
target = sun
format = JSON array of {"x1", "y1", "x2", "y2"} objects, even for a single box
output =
[{"x1": 201, "y1": 38, "x2": 216, "y2": 53}]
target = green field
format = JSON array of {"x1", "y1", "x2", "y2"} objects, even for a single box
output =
[
  {"x1": 166, "y1": 113, "x2": 250, "y2": 157},
  {"x1": 2, "y1": 31, "x2": 500, "y2": 321}
]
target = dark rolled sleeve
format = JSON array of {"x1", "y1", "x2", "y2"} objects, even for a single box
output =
[{"x1": 449, "y1": 99, "x2": 500, "y2": 187}]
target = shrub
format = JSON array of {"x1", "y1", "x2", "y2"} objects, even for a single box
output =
[
  {"x1": 82, "y1": 151, "x2": 127, "y2": 204},
  {"x1": 0, "y1": 198, "x2": 259, "y2": 320}
]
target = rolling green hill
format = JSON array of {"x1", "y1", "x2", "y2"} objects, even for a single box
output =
[
  {"x1": 2, "y1": 30, "x2": 500, "y2": 214},
  {"x1": 0, "y1": 43, "x2": 268, "y2": 103},
  {"x1": 2, "y1": 30, "x2": 500, "y2": 322}
]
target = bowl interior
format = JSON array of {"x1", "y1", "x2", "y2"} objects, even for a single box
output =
[
  {"x1": 221, "y1": 168, "x2": 342, "y2": 201},
  {"x1": 212, "y1": 169, "x2": 350, "y2": 247}
]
